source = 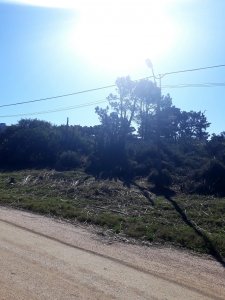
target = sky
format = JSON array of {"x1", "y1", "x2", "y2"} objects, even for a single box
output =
[{"x1": 0, "y1": 0, "x2": 225, "y2": 134}]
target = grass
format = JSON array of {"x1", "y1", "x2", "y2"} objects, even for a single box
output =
[{"x1": 0, "y1": 169, "x2": 225, "y2": 259}]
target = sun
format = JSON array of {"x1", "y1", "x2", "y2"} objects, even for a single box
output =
[
  {"x1": 70, "y1": 0, "x2": 177, "y2": 73},
  {"x1": 9, "y1": 0, "x2": 178, "y2": 73}
]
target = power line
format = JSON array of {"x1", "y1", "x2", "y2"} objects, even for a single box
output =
[
  {"x1": 1, "y1": 63, "x2": 225, "y2": 109},
  {"x1": 162, "y1": 82, "x2": 225, "y2": 89},
  {"x1": 0, "y1": 99, "x2": 107, "y2": 118},
  {"x1": 0, "y1": 75, "x2": 154, "y2": 109},
  {"x1": 160, "y1": 64, "x2": 225, "y2": 78},
  {"x1": 1, "y1": 81, "x2": 225, "y2": 118},
  {"x1": 0, "y1": 84, "x2": 116, "y2": 109}
]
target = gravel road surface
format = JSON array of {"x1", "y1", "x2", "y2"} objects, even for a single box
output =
[{"x1": 0, "y1": 207, "x2": 224, "y2": 299}]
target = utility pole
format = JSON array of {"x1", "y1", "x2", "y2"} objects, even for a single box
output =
[
  {"x1": 145, "y1": 59, "x2": 161, "y2": 125},
  {"x1": 146, "y1": 59, "x2": 162, "y2": 175}
]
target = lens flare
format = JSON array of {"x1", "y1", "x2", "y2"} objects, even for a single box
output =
[{"x1": 71, "y1": 0, "x2": 178, "y2": 72}]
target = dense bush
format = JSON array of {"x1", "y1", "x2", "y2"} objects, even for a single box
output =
[
  {"x1": 195, "y1": 160, "x2": 225, "y2": 196},
  {"x1": 148, "y1": 168, "x2": 172, "y2": 188},
  {"x1": 0, "y1": 74, "x2": 224, "y2": 196},
  {"x1": 55, "y1": 151, "x2": 81, "y2": 170}
]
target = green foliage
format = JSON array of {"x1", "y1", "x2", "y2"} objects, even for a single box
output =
[
  {"x1": 0, "y1": 120, "x2": 58, "y2": 168},
  {"x1": 56, "y1": 151, "x2": 81, "y2": 170},
  {"x1": 0, "y1": 77, "x2": 223, "y2": 194},
  {"x1": 148, "y1": 168, "x2": 172, "y2": 188},
  {"x1": 195, "y1": 160, "x2": 225, "y2": 196},
  {"x1": 1, "y1": 170, "x2": 225, "y2": 257},
  {"x1": 206, "y1": 132, "x2": 225, "y2": 161}
]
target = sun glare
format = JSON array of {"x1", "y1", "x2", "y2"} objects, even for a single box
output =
[
  {"x1": 8, "y1": 0, "x2": 178, "y2": 73},
  {"x1": 71, "y1": 0, "x2": 178, "y2": 73}
]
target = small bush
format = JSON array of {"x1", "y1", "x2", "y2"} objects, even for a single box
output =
[
  {"x1": 148, "y1": 168, "x2": 172, "y2": 188},
  {"x1": 196, "y1": 160, "x2": 225, "y2": 196},
  {"x1": 56, "y1": 151, "x2": 81, "y2": 170}
]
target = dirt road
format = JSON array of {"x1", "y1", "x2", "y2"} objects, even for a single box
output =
[{"x1": 0, "y1": 207, "x2": 224, "y2": 300}]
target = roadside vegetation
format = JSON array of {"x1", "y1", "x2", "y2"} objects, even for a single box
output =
[
  {"x1": 0, "y1": 170, "x2": 224, "y2": 260},
  {"x1": 0, "y1": 77, "x2": 225, "y2": 262}
]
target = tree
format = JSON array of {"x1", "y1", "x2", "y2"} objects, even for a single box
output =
[
  {"x1": 206, "y1": 132, "x2": 225, "y2": 162},
  {"x1": 90, "y1": 77, "x2": 140, "y2": 178},
  {"x1": 177, "y1": 111, "x2": 210, "y2": 141},
  {"x1": 95, "y1": 77, "x2": 139, "y2": 153},
  {"x1": 134, "y1": 78, "x2": 159, "y2": 140},
  {"x1": 0, "y1": 119, "x2": 58, "y2": 168}
]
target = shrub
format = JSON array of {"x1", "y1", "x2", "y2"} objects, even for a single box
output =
[
  {"x1": 201, "y1": 160, "x2": 225, "y2": 195},
  {"x1": 148, "y1": 168, "x2": 172, "y2": 188},
  {"x1": 56, "y1": 151, "x2": 81, "y2": 170}
]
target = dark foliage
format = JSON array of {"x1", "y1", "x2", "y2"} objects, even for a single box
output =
[
  {"x1": 0, "y1": 77, "x2": 224, "y2": 195},
  {"x1": 194, "y1": 160, "x2": 225, "y2": 196},
  {"x1": 148, "y1": 168, "x2": 172, "y2": 188},
  {"x1": 55, "y1": 151, "x2": 81, "y2": 171}
]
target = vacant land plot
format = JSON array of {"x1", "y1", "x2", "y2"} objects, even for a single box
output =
[{"x1": 0, "y1": 170, "x2": 225, "y2": 261}]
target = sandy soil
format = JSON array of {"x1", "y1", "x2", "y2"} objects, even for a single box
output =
[{"x1": 0, "y1": 206, "x2": 224, "y2": 300}]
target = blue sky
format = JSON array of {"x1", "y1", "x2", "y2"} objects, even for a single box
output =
[{"x1": 0, "y1": 0, "x2": 225, "y2": 134}]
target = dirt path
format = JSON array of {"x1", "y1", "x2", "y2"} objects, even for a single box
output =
[{"x1": 0, "y1": 207, "x2": 224, "y2": 300}]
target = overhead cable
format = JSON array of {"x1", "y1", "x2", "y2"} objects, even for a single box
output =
[
  {"x1": 1, "y1": 63, "x2": 225, "y2": 108},
  {"x1": 0, "y1": 99, "x2": 107, "y2": 118}
]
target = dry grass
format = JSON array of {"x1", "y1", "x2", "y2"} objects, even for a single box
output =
[{"x1": 0, "y1": 169, "x2": 225, "y2": 259}]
